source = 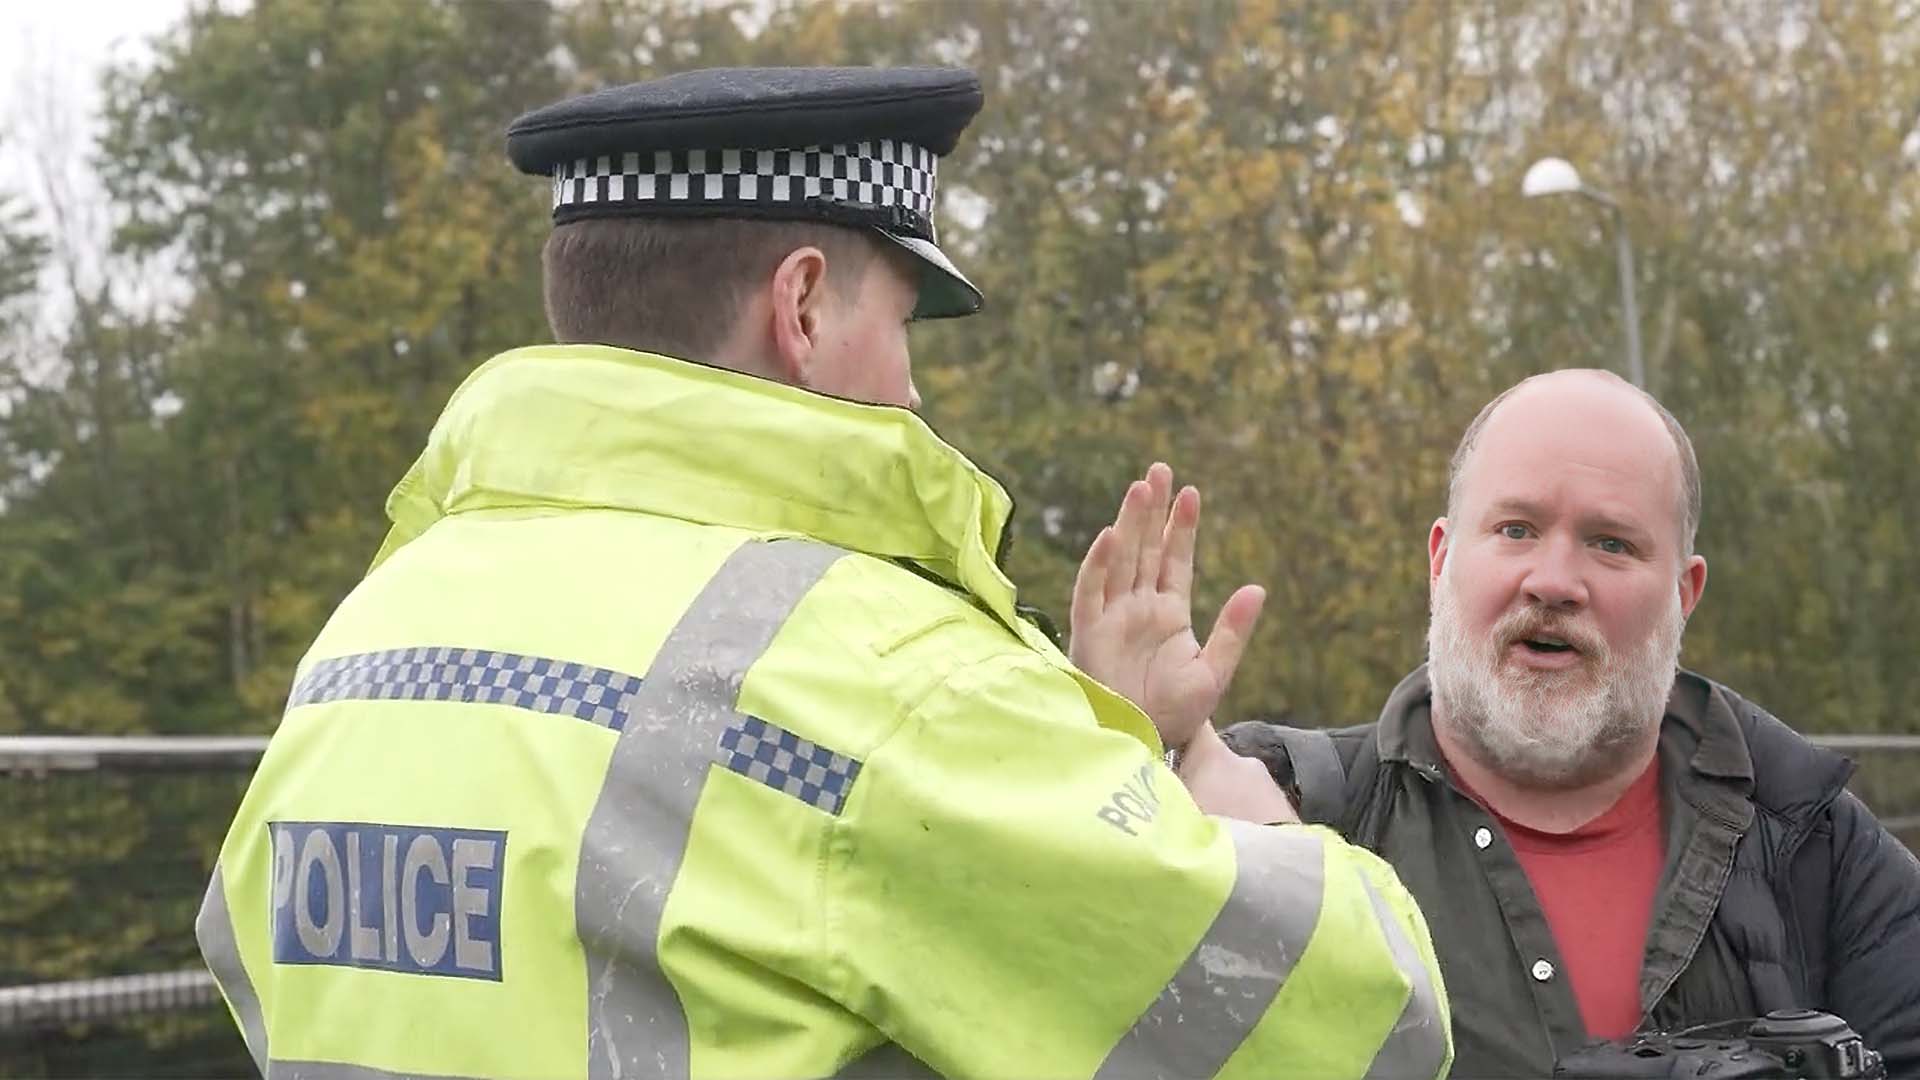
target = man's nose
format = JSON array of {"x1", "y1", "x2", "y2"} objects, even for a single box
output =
[{"x1": 1521, "y1": 535, "x2": 1589, "y2": 610}]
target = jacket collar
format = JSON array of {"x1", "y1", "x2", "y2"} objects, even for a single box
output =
[
  {"x1": 1376, "y1": 663, "x2": 1758, "y2": 789},
  {"x1": 1374, "y1": 665, "x2": 1446, "y2": 777},
  {"x1": 371, "y1": 344, "x2": 1025, "y2": 626},
  {"x1": 1661, "y1": 670, "x2": 1757, "y2": 784}
]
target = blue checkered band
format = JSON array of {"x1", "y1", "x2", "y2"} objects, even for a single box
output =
[
  {"x1": 551, "y1": 140, "x2": 938, "y2": 238},
  {"x1": 288, "y1": 648, "x2": 645, "y2": 731},
  {"x1": 716, "y1": 715, "x2": 862, "y2": 816}
]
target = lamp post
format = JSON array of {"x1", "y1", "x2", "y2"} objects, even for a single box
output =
[{"x1": 1521, "y1": 157, "x2": 1645, "y2": 388}]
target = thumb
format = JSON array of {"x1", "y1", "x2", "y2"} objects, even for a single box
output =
[{"x1": 1199, "y1": 584, "x2": 1266, "y2": 687}]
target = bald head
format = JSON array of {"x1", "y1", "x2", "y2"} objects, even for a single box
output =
[{"x1": 1447, "y1": 370, "x2": 1701, "y2": 556}]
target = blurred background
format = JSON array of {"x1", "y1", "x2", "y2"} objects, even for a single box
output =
[{"x1": 2, "y1": 0, "x2": 1916, "y2": 1073}]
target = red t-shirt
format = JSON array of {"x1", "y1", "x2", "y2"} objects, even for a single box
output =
[{"x1": 1472, "y1": 758, "x2": 1665, "y2": 1040}]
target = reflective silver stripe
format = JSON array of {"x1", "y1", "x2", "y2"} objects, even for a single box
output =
[
  {"x1": 196, "y1": 865, "x2": 269, "y2": 1075},
  {"x1": 1095, "y1": 820, "x2": 1327, "y2": 1080},
  {"x1": 267, "y1": 1061, "x2": 481, "y2": 1080},
  {"x1": 833, "y1": 1040, "x2": 942, "y2": 1079},
  {"x1": 1359, "y1": 876, "x2": 1449, "y2": 1080},
  {"x1": 576, "y1": 539, "x2": 847, "y2": 1080}
]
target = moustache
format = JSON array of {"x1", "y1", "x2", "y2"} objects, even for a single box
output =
[{"x1": 1493, "y1": 607, "x2": 1607, "y2": 661}]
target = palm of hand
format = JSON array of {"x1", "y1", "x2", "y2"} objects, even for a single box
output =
[
  {"x1": 1072, "y1": 591, "x2": 1216, "y2": 749},
  {"x1": 1067, "y1": 464, "x2": 1264, "y2": 750}
]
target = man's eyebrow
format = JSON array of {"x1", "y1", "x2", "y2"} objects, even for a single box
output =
[
  {"x1": 1583, "y1": 513, "x2": 1655, "y2": 540},
  {"x1": 1485, "y1": 497, "x2": 1547, "y2": 519},
  {"x1": 1484, "y1": 498, "x2": 1654, "y2": 539}
]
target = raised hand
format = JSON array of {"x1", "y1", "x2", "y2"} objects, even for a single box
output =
[{"x1": 1068, "y1": 462, "x2": 1266, "y2": 752}]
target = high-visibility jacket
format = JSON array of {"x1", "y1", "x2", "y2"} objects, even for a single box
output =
[{"x1": 198, "y1": 344, "x2": 1451, "y2": 1080}]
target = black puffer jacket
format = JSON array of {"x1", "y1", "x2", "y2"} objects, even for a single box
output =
[{"x1": 1223, "y1": 668, "x2": 1920, "y2": 1079}]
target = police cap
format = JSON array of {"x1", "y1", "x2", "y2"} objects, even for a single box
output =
[{"x1": 507, "y1": 66, "x2": 985, "y2": 319}]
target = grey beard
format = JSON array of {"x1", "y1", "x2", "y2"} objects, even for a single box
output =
[{"x1": 1426, "y1": 567, "x2": 1683, "y2": 789}]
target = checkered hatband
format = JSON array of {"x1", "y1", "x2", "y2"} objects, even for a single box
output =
[{"x1": 549, "y1": 140, "x2": 939, "y2": 241}]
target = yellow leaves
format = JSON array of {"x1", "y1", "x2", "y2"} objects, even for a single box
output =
[
  {"x1": 297, "y1": 389, "x2": 402, "y2": 444},
  {"x1": 1344, "y1": 342, "x2": 1388, "y2": 392},
  {"x1": 297, "y1": 115, "x2": 494, "y2": 360},
  {"x1": 12, "y1": 0, "x2": 1914, "y2": 770},
  {"x1": 784, "y1": 0, "x2": 854, "y2": 59}
]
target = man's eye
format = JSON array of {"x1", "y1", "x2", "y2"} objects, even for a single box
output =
[
  {"x1": 1596, "y1": 537, "x2": 1629, "y2": 555},
  {"x1": 1499, "y1": 524, "x2": 1529, "y2": 540}
]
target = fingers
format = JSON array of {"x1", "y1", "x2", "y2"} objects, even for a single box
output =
[
  {"x1": 1105, "y1": 479, "x2": 1150, "y2": 603},
  {"x1": 1159, "y1": 484, "x2": 1201, "y2": 597},
  {"x1": 1070, "y1": 526, "x2": 1112, "y2": 639},
  {"x1": 1133, "y1": 463, "x2": 1174, "y2": 591},
  {"x1": 1199, "y1": 584, "x2": 1267, "y2": 686}
]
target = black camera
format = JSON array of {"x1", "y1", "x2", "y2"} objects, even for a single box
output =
[{"x1": 1554, "y1": 1009, "x2": 1884, "y2": 1079}]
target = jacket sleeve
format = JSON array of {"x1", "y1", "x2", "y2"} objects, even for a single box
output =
[
  {"x1": 1219, "y1": 720, "x2": 1374, "y2": 826},
  {"x1": 1820, "y1": 791, "x2": 1920, "y2": 1074},
  {"x1": 828, "y1": 654, "x2": 1451, "y2": 1080}
]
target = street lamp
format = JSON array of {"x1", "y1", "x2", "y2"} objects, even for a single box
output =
[{"x1": 1521, "y1": 156, "x2": 1645, "y2": 388}]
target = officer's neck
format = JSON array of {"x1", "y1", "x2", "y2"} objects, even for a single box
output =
[
  {"x1": 701, "y1": 327, "x2": 790, "y2": 387},
  {"x1": 1430, "y1": 705, "x2": 1659, "y2": 834}
]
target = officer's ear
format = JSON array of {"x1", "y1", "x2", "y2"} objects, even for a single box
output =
[{"x1": 767, "y1": 244, "x2": 833, "y2": 386}]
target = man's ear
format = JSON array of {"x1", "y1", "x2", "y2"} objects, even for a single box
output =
[
  {"x1": 1428, "y1": 517, "x2": 1451, "y2": 586},
  {"x1": 767, "y1": 245, "x2": 831, "y2": 387},
  {"x1": 1678, "y1": 554, "x2": 1708, "y2": 618}
]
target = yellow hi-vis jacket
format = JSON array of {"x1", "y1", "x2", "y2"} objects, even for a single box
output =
[{"x1": 198, "y1": 345, "x2": 1451, "y2": 1080}]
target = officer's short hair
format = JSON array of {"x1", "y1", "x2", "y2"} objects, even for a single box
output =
[{"x1": 541, "y1": 217, "x2": 879, "y2": 360}]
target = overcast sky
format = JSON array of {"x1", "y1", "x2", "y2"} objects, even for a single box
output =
[
  {"x1": 1, "y1": 1, "x2": 195, "y2": 200},
  {"x1": 0, "y1": 2, "x2": 200, "y2": 329}
]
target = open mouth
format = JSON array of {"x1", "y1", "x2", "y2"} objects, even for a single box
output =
[{"x1": 1518, "y1": 635, "x2": 1578, "y2": 655}]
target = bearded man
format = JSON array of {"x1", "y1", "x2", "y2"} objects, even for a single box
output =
[{"x1": 1077, "y1": 368, "x2": 1920, "y2": 1078}]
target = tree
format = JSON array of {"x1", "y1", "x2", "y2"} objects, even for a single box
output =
[{"x1": 7, "y1": 0, "x2": 1919, "y2": 1068}]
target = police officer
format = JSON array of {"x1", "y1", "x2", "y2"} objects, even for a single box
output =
[{"x1": 197, "y1": 66, "x2": 1451, "y2": 1079}]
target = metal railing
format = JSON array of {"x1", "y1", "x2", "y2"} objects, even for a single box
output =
[
  {"x1": 0, "y1": 735, "x2": 270, "y2": 774},
  {"x1": 0, "y1": 740, "x2": 254, "y2": 1034},
  {"x1": 2, "y1": 735, "x2": 266, "y2": 1075},
  {"x1": 1, "y1": 728, "x2": 1916, "y2": 1072},
  {"x1": 1804, "y1": 734, "x2": 1920, "y2": 832},
  {"x1": 0, "y1": 970, "x2": 222, "y2": 1032},
  {"x1": 1806, "y1": 733, "x2": 1920, "y2": 752}
]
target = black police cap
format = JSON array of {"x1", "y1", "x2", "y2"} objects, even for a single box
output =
[{"x1": 507, "y1": 66, "x2": 985, "y2": 319}]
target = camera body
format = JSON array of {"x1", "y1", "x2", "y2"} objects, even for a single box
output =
[{"x1": 1553, "y1": 1009, "x2": 1885, "y2": 1079}]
